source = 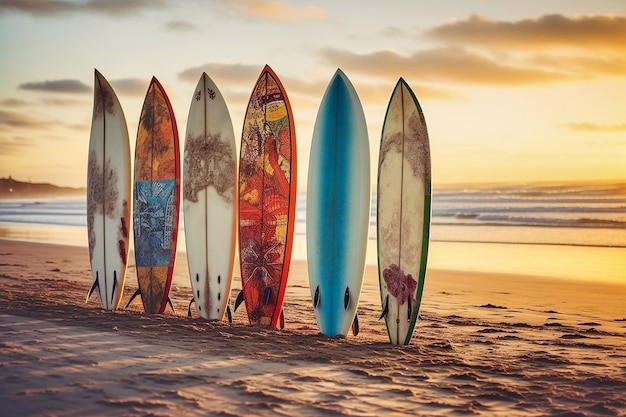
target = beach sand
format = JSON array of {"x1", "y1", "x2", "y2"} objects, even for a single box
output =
[{"x1": 1, "y1": 239, "x2": 625, "y2": 416}]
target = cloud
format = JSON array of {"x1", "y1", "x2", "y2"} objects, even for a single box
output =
[
  {"x1": 564, "y1": 122, "x2": 626, "y2": 132},
  {"x1": 165, "y1": 20, "x2": 197, "y2": 32},
  {"x1": 0, "y1": 98, "x2": 30, "y2": 107},
  {"x1": 178, "y1": 62, "x2": 462, "y2": 108},
  {"x1": 425, "y1": 14, "x2": 626, "y2": 53},
  {"x1": 178, "y1": 63, "x2": 261, "y2": 84},
  {"x1": 530, "y1": 54, "x2": 626, "y2": 78},
  {"x1": 365, "y1": 81, "x2": 463, "y2": 102},
  {"x1": 41, "y1": 98, "x2": 90, "y2": 106},
  {"x1": 380, "y1": 26, "x2": 413, "y2": 39},
  {"x1": 301, "y1": 75, "x2": 461, "y2": 103},
  {"x1": 320, "y1": 47, "x2": 567, "y2": 85},
  {"x1": 317, "y1": 14, "x2": 626, "y2": 88},
  {"x1": 1, "y1": 97, "x2": 89, "y2": 107},
  {"x1": 109, "y1": 78, "x2": 149, "y2": 96},
  {"x1": 19, "y1": 79, "x2": 91, "y2": 94},
  {"x1": 66, "y1": 122, "x2": 90, "y2": 131},
  {"x1": 180, "y1": 63, "x2": 340, "y2": 98},
  {"x1": 0, "y1": 0, "x2": 166, "y2": 17},
  {"x1": 276, "y1": 77, "x2": 327, "y2": 99},
  {"x1": 217, "y1": 0, "x2": 326, "y2": 22},
  {"x1": 41, "y1": 98, "x2": 91, "y2": 107},
  {"x1": 0, "y1": 110, "x2": 50, "y2": 129},
  {"x1": 0, "y1": 136, "x2": 36, "y2": 155}
]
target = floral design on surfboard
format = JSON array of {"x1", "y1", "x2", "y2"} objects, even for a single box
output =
[
  {"x1": 134, "y1": 85, "x2": 176, "y2": 182},
  {"x1": 240, "y1": 234, "x2": 283, "y2": 323},
  {"x1": 87, "y1": 152, "x2": 129, "y2": 265},
  {"x1": 183, "y1": 132, "x2": 235, "y2": 203},
  {"x1": 93, "y1": 83, "x2": 114, "y2": 118},
  {"x1": 379, "y1": 112, "x2": 431, "y2": 181},
  {"x1": 383, "y1": 264, "x2": 417, "y2": 305},
  {"x1": 133, "y1": 179, "x2": 177, "y2": 267},
  {"x1": 239, "y1": 68, "x2": 294, "y2": 326},
  {"x1": 239, "y1": 123, "x2": 291, "y2": 324},
  {"x1": 133, "y1": 182, "x2": 178, "y2": 314}
]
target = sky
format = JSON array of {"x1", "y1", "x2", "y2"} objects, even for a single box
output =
[{"x1": 1, "y1": 0, "x2": 626, "y2": 189}]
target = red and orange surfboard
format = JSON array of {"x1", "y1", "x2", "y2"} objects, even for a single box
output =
[
  {"x1": 130, "y1": 77, "x2": 181, "y2": 314},
  {"x1": 237, "y1": 65, "x2": 297, "y2": 328}
]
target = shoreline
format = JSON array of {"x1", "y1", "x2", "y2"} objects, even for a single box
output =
[
  {"x1": 2, "y1": 221, "x2": 626, "y2": 286},
  {"x1": 1, "y1": 239, "x2": 624, "y2": 332}
]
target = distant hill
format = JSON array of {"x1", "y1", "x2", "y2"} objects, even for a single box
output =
[{"x1": 0, "y1": 177, "x2": 85, "y2": 198}]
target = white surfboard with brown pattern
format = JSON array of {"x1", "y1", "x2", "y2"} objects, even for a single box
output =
[
  {"x1": 183, "y1": 72, "x2": 236, "y2": 321},
  {"x1": 86, "y1": 69, "x2": 131, "y2": 310},
  {"x1": 377, "y1": 78, "x2": 431, "y2": 344}
]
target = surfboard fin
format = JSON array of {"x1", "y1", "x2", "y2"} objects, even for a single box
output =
[
  {"x1": 226, "y1": 303, "x2": 233, "y2": 324},
  {"x1": 379, "y1": 294, "x2": 389, "y2": 320},
  {"x1": 352, "y1": 313, "x2": 360, "y2": 336},
  {"x1": 234, "y1": 290, "x2": 245, "y2": 312},
  {"x1": 279, "y1": 308, "x2": 285, "y2": 330},
  {"x1": 86, "y1": 275, "x2": 99, "y2": 303},
  {"x1": 187, "y1": 298, "x2": 195, "y2": 318},
  {"x1": 167, "y1": 296, "x2": 175, "y2": 314},
  {"x1": 407, "y1": 298, "x2": 412, "y2": 322},
  {"x1": 263, "y1": 287, "x2": 272, "y2": 306},
  {"x1": 313, "y1": 285, "x2": 320, "y2": 309},
  {"x1": 344, "y1": 286, "x2": 352, "y2": 310},
  {"x1": 111, "y1": 270, "x2": 118, "y2": 305},
  {"x1": 125, "y1": 288, "x2": 141, "y2": 308}
]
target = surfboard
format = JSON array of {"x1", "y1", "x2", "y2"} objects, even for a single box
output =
[
  {"x1": 306, "y1": 69, "x2": 370, "y2": 337},
  {"x1": 377, "y1": 78, "x2": 431, "y2": 345},
  {"x1": 183, "y1": 72, "x2": 236, "y2": 321},
  {"x1": 130, "y1": 77, "x2": 181, "y2": 314},
  {"x1": 86, "y1": 69, "x2": 131, "y2": 310},
  {"x1": 237, "y1": 65, "x2": 297, "y2": 329}
]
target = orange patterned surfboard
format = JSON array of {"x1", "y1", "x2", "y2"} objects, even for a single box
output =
[
  {"x1": 237, "y1": 65, "x2": 297, "y2": 328},
  {"x1": 131, "y1": 77, "x2": 181, "y2": 314}
]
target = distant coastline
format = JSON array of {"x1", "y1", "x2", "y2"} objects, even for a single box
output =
[{"x1": 0, "y1": 177, "x2": 85, "y2": 199}]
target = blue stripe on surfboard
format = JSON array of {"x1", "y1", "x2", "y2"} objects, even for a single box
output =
[
  {"x1": 316, "y1": 74, "x2": 352, "y2": 335},
  {"x1": 133, "y1": 178, "x2": 176, "y2": 267}
]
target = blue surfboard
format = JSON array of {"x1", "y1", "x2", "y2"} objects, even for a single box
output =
[{"x1": 306, "y1": 69, "x2": 370, "y2": 337}]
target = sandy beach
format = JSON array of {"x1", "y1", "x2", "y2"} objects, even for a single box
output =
[{"x1": 1, "y1": 238, "x2": 625, "y2": 416}]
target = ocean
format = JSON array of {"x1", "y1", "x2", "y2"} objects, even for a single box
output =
[{"x1": 1, "y1": 181, "x2": 625, "y2": 284}]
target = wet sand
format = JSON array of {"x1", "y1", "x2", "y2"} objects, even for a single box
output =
[{"x1": 1, "y1": 239, "x2": 625, "y2": 416}]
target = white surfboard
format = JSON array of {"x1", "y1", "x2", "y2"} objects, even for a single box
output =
[
  {"x1": 377, "y1": 78, "x2": 431, "y2": 344},
  {"x1": 86, "y1": 69, "x2": 131, "y2": 310},
  {"x1": 183, "y1": 72, "x2": 237, "y2": 321}
]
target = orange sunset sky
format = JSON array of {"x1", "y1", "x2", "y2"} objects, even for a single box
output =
[{"x1": 1, "y1": 0, "x2": 625, "y2": 188}]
